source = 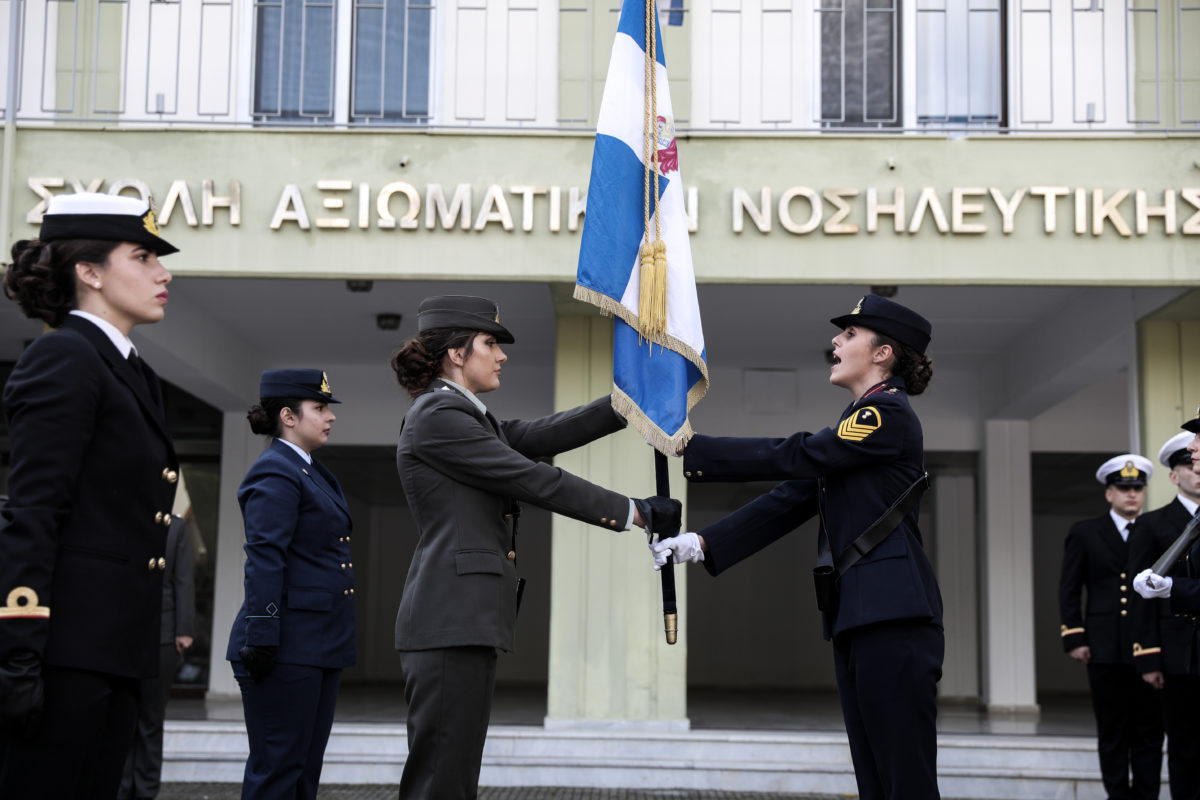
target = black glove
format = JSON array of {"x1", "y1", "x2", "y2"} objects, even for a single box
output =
[
  {"x1": 238, "y1": 645, "x2": 278, "y2": 682},
  {"x1": 0, "y1": 650, "x2": 44, "y2": 739},
  {"x1": 634, "y1": 496, "x2": 682, "y2": 537}
]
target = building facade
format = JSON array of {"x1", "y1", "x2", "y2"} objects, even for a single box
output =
[{"x1": 1, "y1": 0, "x2": 1199, "y2": 728}]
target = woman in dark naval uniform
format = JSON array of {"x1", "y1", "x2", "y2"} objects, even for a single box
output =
[
  {"x1": 226, "y1": 369, "x2": 355, "y2": 800},
  {"x1": 0, "y1": 192, "x2": 179, "y2": 799},
  {"x1": 653, "y1": 294, "x2": 944, "y2": 800},
  {"x1": 390, "y1": 295, "x2": 680, "y2": 800}
]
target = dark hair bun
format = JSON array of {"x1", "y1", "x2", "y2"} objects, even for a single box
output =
[{"x1": 246, "y1": 404, "x2": 276, "y2": 436}]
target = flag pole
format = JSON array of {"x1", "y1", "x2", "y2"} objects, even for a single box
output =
[{"x1": 654, "y1": 450, "x2": 678, "y2": 644}]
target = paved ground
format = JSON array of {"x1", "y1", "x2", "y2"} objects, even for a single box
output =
[{"x1": 159, "y1": 786, "x2": 846, "y2": 799}]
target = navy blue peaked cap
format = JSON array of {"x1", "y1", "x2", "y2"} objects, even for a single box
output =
[
  {"x1": 259, "y1": 369, "x2": 341, "y2": 403},
  {"x1": 830, "y1": 294, "x2": 932, "y2": 355}
]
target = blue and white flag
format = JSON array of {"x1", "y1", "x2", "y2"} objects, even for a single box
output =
[{"x1": 574, "y1": 0, "x2": 708, "y2": 456}]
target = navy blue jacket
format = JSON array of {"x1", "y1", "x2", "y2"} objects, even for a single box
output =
[
  {"x1": 0, "y1": 315, "x2": 178, "y2": 678},
  {"x1": 684, "y1": 376, "x2": 942, "y2": 640},
  {"x1": 1058, "y1": 513, "x2": 1139, "y2": 665},
  {"x1": 226, "y1": 439, "x2": 355, "y2": 669},
  {"x1": 1128, "y1": 499, "x2": 1197, "y2": 674}
]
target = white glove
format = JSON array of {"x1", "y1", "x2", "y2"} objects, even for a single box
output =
[
  {"x1": 1133, "y1": 568, "x2": 1172, "y2": 599},
  {"x1": 650, "y1": 532, "x2": 704, "y2": 570}
]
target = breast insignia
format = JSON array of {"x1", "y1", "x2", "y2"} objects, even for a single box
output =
[{"x1": 837, "y1": 405, "x2": 882, "y2": 442}]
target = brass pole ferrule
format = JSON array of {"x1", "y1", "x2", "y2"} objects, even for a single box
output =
[{"x1": 664, "y1": 613, "x2": 678, "y2": 645}]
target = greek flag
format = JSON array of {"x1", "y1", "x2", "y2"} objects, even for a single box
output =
[{"x1": 574, "y1": 0, "x2": 708, "y2": 455}]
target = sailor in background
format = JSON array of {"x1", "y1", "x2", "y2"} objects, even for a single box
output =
[
  {"x1": 0, "y1": 192, "x2": 179, "y2": 798},
  {"x1": 225, "y1": 369, "x2": 355, "y2": 800},
  {"x1": 1129, "y1": 431, "x2": 1200, "y2": 800},
  {"x1": 1060, "y1": 454, "x2": 1164, "y2": 800}
]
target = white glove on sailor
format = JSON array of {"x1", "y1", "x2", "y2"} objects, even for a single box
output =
[
  {"x1": 650, "y1": 532, "x2": 704, "y2": 570},
  {"x1": 1133, "y1": 568, "x2": 1173, "y2": 599}
]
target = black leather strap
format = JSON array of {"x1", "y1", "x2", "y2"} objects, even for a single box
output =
[{"x1": 834, "y1": 472, "x2": 930, "y2": 575}]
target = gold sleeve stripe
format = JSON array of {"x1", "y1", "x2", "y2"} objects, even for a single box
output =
[
  {"x1": 837, "y1": 405, "x2": 882, "y2": 442},
  {"x1": 1133, "y1": 646, "x2": 1162, "y2": 657},
  {"x1": 1061, "y1": 626, "x2": 1085, "y2": 637},
  {"x1": 0, "y1": 587, "x2": 50, "y2": 620}
]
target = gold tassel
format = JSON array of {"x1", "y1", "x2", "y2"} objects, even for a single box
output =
[{"x1": 639, "y1": 238, "x2": 667, "y2": 340}]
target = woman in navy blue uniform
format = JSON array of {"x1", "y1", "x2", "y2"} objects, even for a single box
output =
[
  {"x1": 225, "y1": 369, "x2": 355, "y2": 800},
  {"x1": 653, "y1": 294, "x2": 944, "y2": 800},
  {"x1": 0, "y1": 193, "x2": 179, "y2": 798}
]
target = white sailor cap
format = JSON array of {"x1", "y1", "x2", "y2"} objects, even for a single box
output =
[
  {"x1": 39, "y1": 192, "x2": 178, "y2": 255},
  {"x1": 1158, "y1": 432, "x2": 1194, "y2": 468},
  {"x1": 1095, "y1": 454, "x2": 1153, "y2": 486}
]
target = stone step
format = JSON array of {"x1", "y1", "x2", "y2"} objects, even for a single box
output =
[{"x1": 162, "y1": 721, "x2": 1152, "y2": 800}]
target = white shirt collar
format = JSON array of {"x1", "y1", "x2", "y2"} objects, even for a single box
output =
[
  {"x1": 439, "y1": 378, "x2": 488, "y2": 415},
  {"x1": 277, "y1": 437, "x2": 312, "y2": 465},
  {"x1": 1109, "y1": 508, "x2": 1137, "y2": 539},
  {"x1": 1177, "y1": 493, "x2": 1199, "y2": 517},
  {"x1": 69, "y1": 310, "x2": 136, "y2": 358}
]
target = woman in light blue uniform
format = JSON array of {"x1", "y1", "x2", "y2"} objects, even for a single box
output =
[{"x1": 225, "y1": 369, "x2": 354, "y2": 800}]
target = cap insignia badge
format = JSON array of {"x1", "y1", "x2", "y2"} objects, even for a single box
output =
[
  {"x1": 850, "y1": 297, "x2": 864, "y2": 315},
  {"x1": 1120, "y1": 461, "x2": 1138, "y2": 479},
  {"x1": 320, "y1": 372, "x2": 332, "y2": 396},
  {"x1": 142, "y1": 203, "x2": 162, "y2": 237}
]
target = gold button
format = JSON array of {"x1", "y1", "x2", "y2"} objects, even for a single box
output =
[
  {"x1": 147, "y1": 558, "x2": 156, "y2": 570},
  {"x1": 345, "y1": 537, "x2": 351, "y2": 543},
  {"x1": 349, "y1": 588, "x2": 355, "y2": 595},
  {"x1": 1121, "y1": 572, "x2": 1127, "y2": 579},
  {"x1": 610, "y1": 520, "x2": 617, "y2": 527},
  {"x1": 1120, "y1": 585, "x2": 1128, "y2": 592},
  {"x1": 162, "y1": 516, "x2": 172, "y2": 527},
  {"x1": 341, "y1": 563, "x2": 347, "y2": 569},
  {"x1": 1120, "y1": 597, "x2": 1128, "y2": 604},
  {"x1": 348, "y1": 562, "x2": 353, "y2": 568},
  {"x1": 154, "y1": 512, "x2": 164, "y2": 524},
  {"x1": 600, "y1": 517, "x2": 608, "y2": 524},
  {"x1": 162, "y1": 468, "x2": 178, "y2": 484},
  {"x1": 338, "y1": 537, "x2": 343, "y2": 543},
  {"x1": 506, "y1": 551, "x2": 516, "y2": 560},
  {"x1": 684, "y1": 471, "x2": 692, "y2": 478},
  {"x1": 697, "y1": 471, "x2": 703, "y2": 477},
  {"x1": 1121, "y1": 610, "x2": 1128, "y2": 616},
  {"x1": 157, "y1": 557, "x2": 166, "y2": 570},
  {"x1": 344, "y1": 589, "x2": 349, "y2": 595}
]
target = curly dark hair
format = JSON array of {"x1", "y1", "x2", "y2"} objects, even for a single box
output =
[
  {"x1": 246, "y1": 398, "x2": 306, "y2": 437},
  {"x1": 4, "y1": 238, "x2": 120, "y2": 327},
  {"x1": 872, "y1": 333, "x2": 934, "y2": 396},
  {"x1": 391, "y1": 328, "x2": 479, "y2": 397}
]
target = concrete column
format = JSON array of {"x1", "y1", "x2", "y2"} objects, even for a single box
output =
[
  {"x1": 1138, "y1": 319, "x2": 1200, "y2": 509},
  {"x1": 206, "y1": 413, "x2": 264, "y2": 699},
  {"x1": 933, "y1": 470, "x2": 979, "y2": 701},
  {"x1": 545, "y1": 315, "x2": 688, "y2": 730},
  {"x1": 980, "y1": 419, "x2": 1038, "y2": 713}
]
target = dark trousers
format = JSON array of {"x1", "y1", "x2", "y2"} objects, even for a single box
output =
[
  {"x1": 1163, "y1": 673, "x2": 1200, "y2": 800},
  {"x1": 236, "y1": 663, "x2": 341, "y2": 800},
  {"x1": 0, "y1": 664, "x2": 139, "y2": 799},
  {"x1": 832, "y1": 619, "x2": 944, "y2": 800},
  {"x1": 398, "y1": 646, "x2": 498, "y2": 800},
  {"x1": 1085, "y1": 662, "x2": 1164, "y2": 800},
  {"x1": 119, "y1": 643, "x2": 180, "y2": 800}
]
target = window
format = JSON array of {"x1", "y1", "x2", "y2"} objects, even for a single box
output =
[
  {"x1": 253, "y1": 0, "x2": 336, "y2": 122},
  {"x1": 915, "y1": 0, "x2": 1004, "y2": 126},
  {"x1": 351, "y1": 0, "x2": 434, "y2": 123},
  {"x1": 817, "y1": 0, "x2": 900, "y2": 127}
]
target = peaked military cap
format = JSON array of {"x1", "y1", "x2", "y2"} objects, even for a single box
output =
[
  {"x1": 830, "y1": 294, "x2": 932, "y2": 355},
  {"x1": 1095, "y1": 453, "x2": 1153, "y2": 486},
  {"x1": 259, "y1": 369, "x2": 341, "y2": 403},
  {"x1": 1158, "y1": 431, "x2": 1194, "y2": 468},
  {"x1": 1183, "y1": 405, "x2": 1200, "y2": 434},
  {"x1": 39, "y1": 192, "x2": 179, "y2": 256},
  {"x1": 417, "y1": 295, "x2": 515, "y2": 344}
]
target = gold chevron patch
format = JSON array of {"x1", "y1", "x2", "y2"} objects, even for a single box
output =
[{"x1": 837, "y1": 406, "x2": 882, "y2": 442}]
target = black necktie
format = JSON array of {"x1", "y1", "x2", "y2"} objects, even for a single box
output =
[{"x1": 128, "y1": 352, "x2": 163, "y2": 410}]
